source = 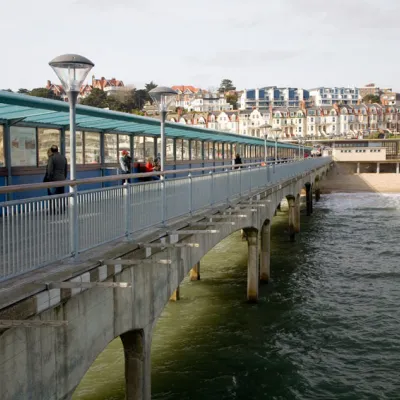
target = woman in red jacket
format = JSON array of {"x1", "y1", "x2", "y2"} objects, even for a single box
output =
[{"x1": 145, "y1": 157, "x2": 160, "y2": 180}]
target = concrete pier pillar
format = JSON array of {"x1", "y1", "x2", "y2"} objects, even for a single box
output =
[
  {"x1": 377, "y1": 163, "x2": 380, "y2": 174},
  {"x1": 260, "y1": 222, "x2": 270, "y2": 282},
  {"x1": 357, "y1": 162, "x2": 360, "y2": 174},
  {"x1": 294, "y1": 196, "x2": 301, "y2": 233},
  {"x1": 397, "y1": 163, "x2": 399, "y2": 174},
  {"x1": 315, "y1": 181, "x2": 321, "y2": 202},
  {"x1": 305, "y1": 183, "x2": 312, "y2": 216},
  {"x1": 121, "y1": 329, "x2": 152, "y2": 400},
  {"x1": 170, "y1": 286, "x2": 180, "y2": 301},
  {"x1": 190, "y1": 262, "x2": 200, "y2": 281},
  {"x1": 287, "y1": 196, "x2": 296, "y2": 242},
  {"x1": 244, "y1": 228, "x2": 259, "y2": 302}
]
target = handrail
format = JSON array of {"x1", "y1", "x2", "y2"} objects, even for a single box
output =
[{"x1": 0, "y1": 159, "x2": 301, "y2": 195}]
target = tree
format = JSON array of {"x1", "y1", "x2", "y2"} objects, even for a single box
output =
[
  {"x1": 80, "y1": 88, "x2": 108, "y2": 108},
  {"x1": 29, "y1": 88, "x2": 62, "y2": 101},
  {"x1": 18, "y1": 88, "x2": 29, "y2": 94},
  {"x1": 363, "y1": 94, "x2": 380, "y2": 104},
  {"x1": 226, "y1": 92, "x2": 238, "y2": 110},
  {"x1": 133, "y1": 89, "x2": 149, "y2": 110},
  {"x1": 145, "y1": 81, "x2": 157, "y2": 92},
  {"x1": 1, "y1": 89, "x2": 13, "y2": 92},
  {"x1": 219, "y1": 79, "x2": 236, "y2": 93}
]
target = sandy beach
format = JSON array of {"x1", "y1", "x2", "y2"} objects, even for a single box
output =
[{"x1": 321, "y1": 163, "x2": 400, "y2": 194}]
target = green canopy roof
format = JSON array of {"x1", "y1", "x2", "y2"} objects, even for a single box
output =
[{"x1": 0, "y1": 91, "x2": 299, "y2": 149}]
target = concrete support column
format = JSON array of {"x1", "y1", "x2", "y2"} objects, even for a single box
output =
[
  {"x1": 260, "y1": 222, "x2": 270, "y2": 282},
  {"x1": 190, "y1": 262, "x2": 200, "y2": 281},
  {"x1": 315, "y1": 181, "x2": 321, "y2": 202},
  {"x1": 244, "y1": 228, "x2": 259, "y2": 303},
  {"x1": 287, "y1": 196, "x2": 296, "y2": 242},
  {"x1": 305, "y1": 183, "x2": 312, "y2": 216},
  {"x1": 396, "y1": 163, "x2": 399, "y2": 174},
  {"x1": 377, "y1": 163, "x2": 380, "y2": 174},
  {"x1": 120, "y1": 328, "x2": 152, "y2": 400},
  {"x1": 294, "y1": 196, "x2": 301, "y2": 233},
  {"x1": 357, "y1": 162, "x2": 360, "y2": 174},
  {"x1": 170, "y1": 286, "x2": 180, "y2": 301}
]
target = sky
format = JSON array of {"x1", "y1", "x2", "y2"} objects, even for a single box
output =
[{"x1": 0, "y1": 0, "x2": 399, "y2": 92}]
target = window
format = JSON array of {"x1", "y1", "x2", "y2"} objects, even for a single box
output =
[
  {"x1": 104, "y1": 133, "x2": 118, "y2": 163},
  {"x1": 119, "y1": 134, "x2": 130, "y2": 154},
  {"x1": 84, "y1": 132, "x2": 100, "y2": 164},
  {"x1": 10, "y1": 126, "x2": 37, "y2": 167},
  {"x1": 167, "y1": 138, "x2": 174, "y2": 161},
  {"x1": 134, "y1": 136, "x2": 144, "y2": 162},
  {"x1": 206, "y1": 142, "x2": 214, "y2": 159},
  {"x1": 191, "y1": 141, "x2": 202, "y2": 160},
  {"x1": 196, "y1": 141, "x2": 202, "y2": 160},
  {"x1": 38, "y1": 128, "x2": 61, "y2": 166},
  {"x1": 0, "y1": 125, "x2": 4, "y2": 167},
  {"x1": 176, "y1": 139, "x2": 183, "y2": 161},
  {"x1": 65, "y1": 130, "x2": 83, "y2": 164},
  {"x1": 224, "y1": 143, "x2": 231, "y2": 159},
  {"x1": 298, "y1": 119, "x2": 301, "y2": 123},
  {"x1": 182, "y1": 140, "x2": 189, "y2": 160},
  {"x1": 216, "y1": 143, "x2": 223, "y2": 159},
  {"x1": 144, "y1": 136, "x2": 154, "y2": 160}
]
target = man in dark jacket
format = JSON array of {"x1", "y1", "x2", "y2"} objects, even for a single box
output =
[{"x1": 47, "y1": 145, "x2": 68, "y2": 195}]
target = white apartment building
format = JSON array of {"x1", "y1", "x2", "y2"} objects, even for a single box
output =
[
  {"x1": 240, "y1": 87, "x2": 310, "y2": 110},
  {"x1": 189, "y1": 93, "x2": 233, "y2": 112},
  {"x1": 310, "y1": 87, "x2": 361, "y2": 106}
]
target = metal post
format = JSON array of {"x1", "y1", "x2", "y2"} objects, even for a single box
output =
[
  {"x1": 298, "y1": 140, "x2": 301, "y2": 160},
  {"x1": 67, "y1": 91, "x2": 79, "y2": 258},
  {"x1": 3, "y1": 123, "x2": 12, "y2": 200},
  {"x1": 188, "y1": 172, "x2": 193, "y2": 215},
  {"x1": 274, "y1": 137, "x2": 278, "y2": 165},
  {"x1": 160, "y1": 110, "x2": 167, "y2": 179},
  {"x1": 264, "y1": 135, "x2": 267, "y2": 164}
]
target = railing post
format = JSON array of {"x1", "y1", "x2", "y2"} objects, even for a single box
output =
[
  {"x1": 248, "y1": 165, "x2": 252, "y2": 193},
  {"x1": 209, "y1": 171, "x2": 214, "y2": 206},
  {"x1": 226, "y1": 169, "x2": 229, "y2": 202},
  {"x1": 188, "y1": 172, "x2": 193, "y2": 215},
  {"x1": 123, "y1": 182, "x2": 130, "y2": 238},
  {"x1": 70, "y1": 184, "x2": 79, "y2": 258},
  {"x1": 162, "y1": 178, "x2": 167, "y2": 225},
  {"x1": 239, "y1": 167, "x2": 242, "y2": 195}
]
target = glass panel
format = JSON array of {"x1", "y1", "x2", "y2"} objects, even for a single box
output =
[
  {"x1": 134, "y1": 136, "x2": 145, "y2": 162},
  {"x1": 84, "y1": 132, "x2": 101, "y2": 164},
  {"x1": 197, "y1": 141, "x2": 202, "y2": 160},
  {"x1": 65, "y1": 130, "x2": 83, "y2": 164},
  {"x1": 38, "y1": 128, "x2": 60, "y2": 167},
  {"x1": 215, "y1": 143, "x2": 222, "y2": 159},
  {"x1": 182, "y1": 139, "x2": 189, "y2": 160},
  {"x1": 119, "y1": 134, "x2": 130, "y2": 153},
  {"x1": 167, "y1": 138, "x2": 174, "y2": 161},
  {"x1": 191, "y1": 140, "x2": 197, "y2": 160},
  {"x1": 0, "y1": 125, "x2": 4, "y2": 167},
  {"x1": 224, "y1": 143, "x2": 231, "y2": 160},
  {"x1": 176, "y1": 139, "x2": 183, "y2": 161},
  {"x1": 104, "y1": 133, "x2": 118, "y2": 163},
  {"x1": 208, "y1": 142, "x2": 214, "y2": 160},
  {"x1": 144, "y1": 136, "x2": 154, "y2": 160},
  {"x1": 10, "y1": 126, "x2": 37, "y2": 167}
]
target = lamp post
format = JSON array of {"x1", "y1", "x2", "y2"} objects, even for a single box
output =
[
  {"x1": 271, "y1": 127, "x2": 282, "y2": 164},
  {"x1": 262, "y1": 124, "x2": 272, "y2": 164},
  {"x1": 149, "y1": 86, "x2": 178, "y2": 178},
  {"x1": 49, "y1": 54, "x2": 94, "y2": 257}
]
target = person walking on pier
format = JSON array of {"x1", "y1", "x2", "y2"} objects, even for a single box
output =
[
  {"x1": 120, "y1": 150, "x2": 132, "y2": 185},
  {"x1": 234, "y1": 153, "x2": 242, "y2": 169},
  {"x1": 43, "y1": 147, "x2": 53, "y2": 196},
  {"x1": 47, "y1": 145, "x2": 67, "y2": 195}
]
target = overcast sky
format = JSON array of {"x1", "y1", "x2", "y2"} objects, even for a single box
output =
[{"x1": 1, "y1": 0, "x2": 398, "y2": 92}]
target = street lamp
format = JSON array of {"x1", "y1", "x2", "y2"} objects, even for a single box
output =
[
  {"x1": 49, "y1": 54, "x2": 94, "y2": 257},
  {"x1": 270, "y1": 127, "x2": 282, "y2": 164},
  {"x1": 262, "y1": 124, "x2": 272, "y2": 164},
  {"x1": 149, "y1": 86, "x2": 178, "y2": 177}
]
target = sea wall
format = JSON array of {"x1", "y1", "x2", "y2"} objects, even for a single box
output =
[{"x1": 321, "y1": 162, "x2": 400, "y2": 193}]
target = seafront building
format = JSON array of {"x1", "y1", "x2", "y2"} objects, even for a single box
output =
[
  {"x1": 166, "y1": 102, "x2": 399, "y2": 139},
  {"x1": 240, "y1": 87, "x2": 310, "y2": 110},
  {"x1": 309, "y1": 87, "x2": 361, "y2": 106}
]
